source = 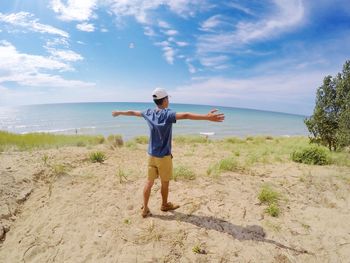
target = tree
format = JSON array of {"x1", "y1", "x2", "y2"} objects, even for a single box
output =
[{"x1": 305, "y1": 60, "x2": 350, "y2": 151}]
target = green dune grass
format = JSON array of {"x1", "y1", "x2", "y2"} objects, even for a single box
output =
[
  {"x1": 0, "y1": 131, "x2": 105, "y2": 151},
  {"x1": 1, "y1": 131, "x2": 349, "y2": 167}
]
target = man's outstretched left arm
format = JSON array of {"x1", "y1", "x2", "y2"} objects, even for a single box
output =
[{"x1": 176, "y1": 109, "x2": 224, "y2": 122}]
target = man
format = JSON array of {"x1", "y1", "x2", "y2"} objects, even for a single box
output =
[{"x1": 112, "y1": 88, "x2": 225, "y2": 218}]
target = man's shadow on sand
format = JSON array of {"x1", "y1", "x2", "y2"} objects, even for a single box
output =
[{"x1": 152, "y1": 211, "x2": 310, "y2": 255}]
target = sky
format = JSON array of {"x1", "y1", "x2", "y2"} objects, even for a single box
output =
[{"x1": 0, "y1": 0, "x2": 350, "y2": 115}]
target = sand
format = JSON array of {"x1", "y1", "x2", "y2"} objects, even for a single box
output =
[{"x1": 0, "y1": 143, "x2": 350, "y2": 262}]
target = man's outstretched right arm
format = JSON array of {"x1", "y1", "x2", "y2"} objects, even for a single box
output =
[
  {"x1": 176, "y1": 109, "x2": 225, "y2": 122},
  {"x1": 112, "y1": 110, "x2": 142, "y2": 117}
]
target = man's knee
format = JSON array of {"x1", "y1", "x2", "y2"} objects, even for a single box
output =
[{"x1": 145, "y1": 179, "x2": 155, "y2": 188}]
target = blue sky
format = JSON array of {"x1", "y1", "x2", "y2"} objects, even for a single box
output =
[{"x1": 0, "y1": 0, "x2": 349, "y2": 115}]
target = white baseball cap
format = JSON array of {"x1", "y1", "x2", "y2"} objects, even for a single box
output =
[{"x1": 152, "y1": 88, "x2": 169, "y2": 100}]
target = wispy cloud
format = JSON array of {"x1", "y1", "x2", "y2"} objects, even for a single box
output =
[
  {"x1": 199, "y1": 55, "x2": 229, "y2": 69},
  {"x1": 175, "y1": 41, "x2": 189, "y2": 47},
  {"x1": 200, "y1": 14, "x2": 228, "y2": 32},
  {"x1": 197, "y1": 0, "x2": 305, "y2": 53},
  {"x1": 163, "y1": 29, "x2": 178, "y2": 36},
  {"x1": 76, "y1": 22, "x2": 95, "y2": 32},
  {"x1": 107, "y1": 0, "x2": 210, "y2": 24},
  {"x1": 185, "y1": 58, "x2": 197, "y2": 73},
  {"x1": 226, "y1": 2, "x2": 255, "y2": 16},
  {"x1": 0, "y1": 12, "x2": 69, "y2": 38},
  {"x1": 48, "y1": 49, "x2": 84, "y2": 62},
  {"x1": 50, "y1": 0, "x2": 98, "y2": 21},
  {"x1": 162, "y1": 46, "x2": 176, "y2": 64},
  {"x1": 0, "y1": 41, "x2": 92, "y2": 88},
  {"x1": 158, "y1": 20, "x2": 171, "y2": 28}
]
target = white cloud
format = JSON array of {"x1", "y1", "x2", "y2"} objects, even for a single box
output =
[
  {"x1": 158, "y1": 20, "x2": 171, "y2": 28},
  {"x1": 176, "y1": 41, "x2": 189, "y2": 47},
  {"x1": 50, "y1": 0, "x2": 98, "y2": 21},
  {"x1": 76, "y1": 22, "x2": 95, "y2": 32},
  {"x1": 144, "y1": 26, "x2": 156, "y2": 36},
  {"x1": 155, "y1": 41, "x2": 177, "y2": 64},
  {"x1": 187, "y1": 63, "x2": 196, "y2": 73},
  {"x1": 226, "y1": 2, "x2": 255, "y2": 16},
  {"x1": 185, "y1": 59, "x2": 197, "y2": 73},
  {"x1": 106, "y1": 0, "x2": 210, "y2": 24},
  {"x1": 199, "y1": 55, "x2": 229, "y2": 68},
  {"x1": 0, "y1": 12, "x2": 69, "y2": 38},
  {"x1": 155, "y1": 41, "x2": 170, "y2": 47},
  {"x1": 45, "y1": 38, "x2": 70, "y2": 48},
  {"x1": 163, "y1": 46, "x2": 176, "y2": 64},
  {"x1": 0, "y1": 41, "x2": 71, "y2": 72},
  {"x1": 167, "y1": 0, "x2": 211, "y2": 17},
  {"x1": 48, "y1": 49, "x2": 84, "y2": 62},
  {"x1": 198, "y1": 0, "x2": 305, "y2": 53},
  {"x1": 0, "y1": 41, "x2": 93, "y2": 89},
  {"x1": 164, "y1": 29, "x2": 178, "y2": 36},
  {"x1": 200, "y1": 14, "x2": 226, "y2": 32}
]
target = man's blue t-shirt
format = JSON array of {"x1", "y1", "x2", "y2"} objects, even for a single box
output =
[{"x1": 141, "y1": 108, "x2": 177, "y2": 157}]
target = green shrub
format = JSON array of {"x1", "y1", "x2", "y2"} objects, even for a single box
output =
[
  {"x1": 89, "y1": 151, "x2": 106, "y2": 163},
  {"x1": 0, "y1": 131, "x2": 104, "y2": 151},
  {"x1": 94, "y1": 135, "x2": 105, "y2": 144},
  {"x1": 116, "y1": 168, "x2": 128, "y2": 183},
  {"x1": 258, "y1": 185, "x2": 281, "y2": 217},
  {"x1": 207, "y1": 157, "x2": 243, "y2": 177},
  {"x1": 217, "y1": 157, "x2": 239, "y2": 171},
  {"x1": 291, "y1": 146, "x2": 331, "y2": 165},
  {"x1": 173, "y1": 135, "x2": 208, "y2": 144},
  {"x1": 52, "y1": 164, "x2": 68, "y2": 176},
  {"x1": 265, "y1": 203, "x2": 280, "y2": 217},
  {"x1": 125, "y1": 140, "x2": 137, "y2": 149},
  {"x1": 76, "y1": 141, "x2": 86, "y2": 147},
  {"x1": 224, "y1": 137, "x2": 245, "y2": 144},
  {"x1": 258, "y1": 185, "x2": 279, "y2": 204},
  {"x1": 107, "y1": 134, "x2": 124, "y2": 147},
  {"x1": 245, "y1": 136, "x2": 254, "y2": 141},
  {"x1": 192, "y1": 245, "x2": 206, "y2": 254},
  {"x1": 173, "y1": 166, "x2": 196, "y2": 181},
  {"x1": 134, "y1": 136, "x2": 149, "y2": 144}
]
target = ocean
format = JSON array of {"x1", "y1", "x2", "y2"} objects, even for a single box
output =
[{"x1": 0, "y1": 102, "x2": 309, "y2": 140}]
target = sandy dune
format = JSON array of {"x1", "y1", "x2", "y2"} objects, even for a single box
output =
[{"x1": 1, "y1": 143, "x2": 350, "y2": 262}]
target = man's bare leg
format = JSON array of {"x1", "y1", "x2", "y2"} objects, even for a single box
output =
[
  {"x1": 161, "y1": 180, "x2": 169, "y2": 206},
  {"x1": 143, "y1": 179, "x2": 154, "y2": 216},
  {"x1": 160, "y1": 180, "x2": 179, "y2": 211}
]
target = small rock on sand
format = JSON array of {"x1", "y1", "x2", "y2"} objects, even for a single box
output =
[
  {"x1": 0, "y1": 204, "x2": 11, "y2": 220},
  {"x1": 0, "y1": 225, "x2": 5, "y2": 240},
  {"x1": 16, "y1": 188, "x2": 33, "y2": 203}
]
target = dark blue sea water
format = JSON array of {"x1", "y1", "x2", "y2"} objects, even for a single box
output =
[{"x1": 0, "y1": 102, "x2": 308, "y2": 140}]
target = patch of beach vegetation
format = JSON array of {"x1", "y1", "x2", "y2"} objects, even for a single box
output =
[
  {"x1": 174, "y1": 135, "x2": 209, "y2": 144},
  {"x1": 258, "y1": 184, "x2": 281, "y2": 217},
  {"x1": 207, "y1": 156, "x2": 250, "y2": 177},
  {"x1": 173, "y1": 165, "x2": 196, "y2": 181},
  {"x1": 107, "y1": 134, "x2": 124, "y2": 148},
  {"x1": 89, "y1": 151, "x2": 107, "y2": 163},
  {"x1": 291, "y1": 145, "x2": 331, "y2": 165},
  {"x1": 0, "y1": 131, "x2": 104, "y2": 151}
]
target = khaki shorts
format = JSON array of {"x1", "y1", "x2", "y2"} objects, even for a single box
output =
[{"x1": 148, "y1": 155, "x2": 173, "y2": 182}]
